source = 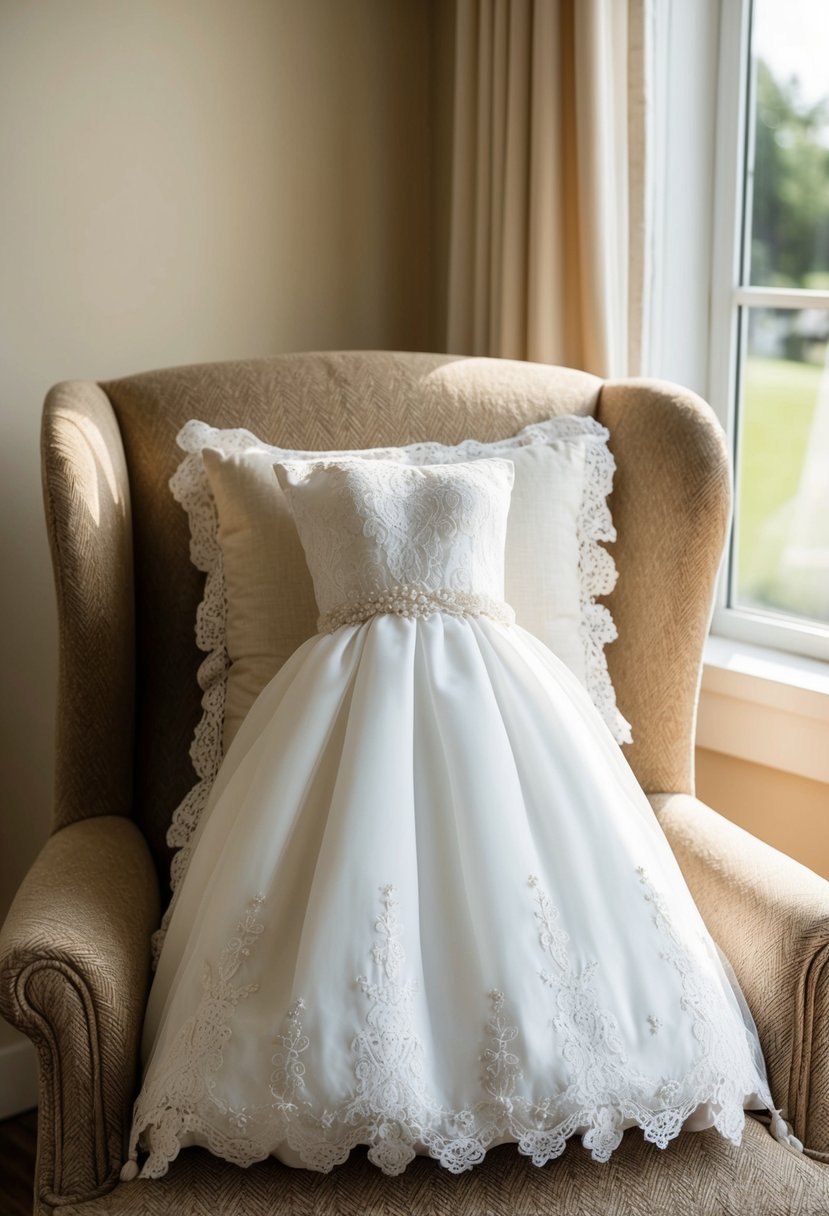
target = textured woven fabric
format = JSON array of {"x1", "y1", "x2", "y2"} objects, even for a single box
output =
[
  {"x1": 653, "y1": 793, "x2": 829, "y2": 1162},
  {"x1": 0, "y1": 817, "x2": 159, "y2": 1207},
  {"x1": 61, "y1": 1120, "x2": 829, "y2": 1216},
  {"x1": 41, "y1": 381, "x2": 136, "y2": 832},
  {"x1": 597, "y1": 379, "x2": 732, "y2": 796},
  {"x1": 3, "y1": 354, "x2": 828, "y2": 1214}
]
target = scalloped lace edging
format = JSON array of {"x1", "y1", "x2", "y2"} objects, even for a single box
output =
[
  {"x1": 154, "y1": 416, "x2": 630, "y2": 966},
  {"x1": 575, "y1": 434, "x2": 632, "y2": 745},
  {"x1": 129, "y1": 872, "x2": 793, "y2": 1181}
]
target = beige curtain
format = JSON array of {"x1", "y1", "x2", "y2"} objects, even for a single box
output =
[{"x1": 447, "y1": 0, "x2": 651, "y2": 378}]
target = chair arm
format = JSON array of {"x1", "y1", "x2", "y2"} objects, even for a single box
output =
[
  {"x1": 0, "y1": 816, "x2": 159, "y2": 1207},
  {"x1": 651, "y1": 792, "x2": 829, "y2": 1160}
]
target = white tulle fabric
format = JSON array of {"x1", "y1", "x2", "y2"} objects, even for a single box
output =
[{"x1": 128, "y1": 458, "x2": 786, "y2": 1181}]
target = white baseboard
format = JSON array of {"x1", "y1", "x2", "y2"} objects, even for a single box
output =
[{"x1": 0, "y1": 1038, "x2": 38, "y2": 1120}]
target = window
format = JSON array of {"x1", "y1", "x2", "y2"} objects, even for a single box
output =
[{"x1": 710, "y1": 0, "x2": 829, "y2": 662}]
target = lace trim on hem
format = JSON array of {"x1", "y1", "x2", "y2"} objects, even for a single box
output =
[
  {"x1": 131, "y1": 875, "x2": 779, "y2": 1180},
  {"x1": 129, "y1": 1100, "x2": 762, "y2": 1181},
  {"x1": 155, "y1": 415, "x2": 629, "y2": 966}
]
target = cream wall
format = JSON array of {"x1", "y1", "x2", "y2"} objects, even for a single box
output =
[
  {"x1": 0, "y1": 0, "x2": 433, "y2": 1068},
  {"x1": 696, "y1": 747, "x2": 829, "y2": 881}
]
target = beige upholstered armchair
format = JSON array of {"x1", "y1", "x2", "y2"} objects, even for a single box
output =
[{"x1": 2, "y1": 353, "x2": 828, "y2": 1215}]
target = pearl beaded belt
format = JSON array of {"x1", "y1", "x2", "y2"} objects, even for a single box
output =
[{"x1": 318, "y1": 585, "x2": 515, "y2": 633}]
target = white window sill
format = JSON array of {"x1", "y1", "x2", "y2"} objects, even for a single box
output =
[{"x1": 697, "y1": 635, "x2": 829, "y2": 785}]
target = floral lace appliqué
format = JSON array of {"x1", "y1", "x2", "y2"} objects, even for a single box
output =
[
  {"x1": 125, "y1": 873, "x2": 782, "y2": 1181},
  {"x1": 276, "y1": 458, "x2": 514, "y2": 621},
  {"x1": 127, "y1": 895, "x2": 266, "y2": 1178}
]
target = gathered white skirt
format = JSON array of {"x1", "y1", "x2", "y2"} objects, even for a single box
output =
[{"x1": 127, "y1": 613, "x2": 782, "y2": 1180}]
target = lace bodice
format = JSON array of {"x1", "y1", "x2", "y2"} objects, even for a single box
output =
[{"x1": 275, "y1": 458, "x2": 515, "y2": 628}]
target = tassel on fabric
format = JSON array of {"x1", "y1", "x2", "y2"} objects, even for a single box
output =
[
  {"x1": 120, "y1": 1155, "x2": 140, "y2": 1182},
  {"x1": 769, "y1": 1109, "x2": 804, "y2": 1154}
]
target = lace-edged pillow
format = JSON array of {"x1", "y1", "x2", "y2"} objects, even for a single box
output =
[{"x1": 159, "y1": 416, "x2": 631, "y2": 961}]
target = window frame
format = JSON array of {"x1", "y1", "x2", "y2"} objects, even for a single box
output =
[{"x1": 708, "y1": 0, "x2": 829, "y2": 664}]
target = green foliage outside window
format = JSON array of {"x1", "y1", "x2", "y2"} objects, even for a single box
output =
[
  {"x1": 751, "y1": 59, "x2": 829, "y2": 297},
  {"x1": 735, "y1": 44, "x2": 829, "y2": 628}
]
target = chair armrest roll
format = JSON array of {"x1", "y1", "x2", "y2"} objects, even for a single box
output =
[
  {"x1": 0, "y1": 816, "x2": 159, "y2": 1206},
  {"x1": 651, "y1": 792, "x2": 829, "y2": 1160}
]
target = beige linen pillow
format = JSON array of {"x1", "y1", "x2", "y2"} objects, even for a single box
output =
[{"x1": 202, "y1": 446, "x2": 318, "y2": 741}]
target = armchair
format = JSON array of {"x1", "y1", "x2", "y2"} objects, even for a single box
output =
[{"x1": 2, "y1": 352, "x2": 828, "y2": 1214}]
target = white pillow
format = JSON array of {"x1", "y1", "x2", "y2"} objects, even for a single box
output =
[{"x1": 157, "y1": 415, "x2": 630, "y2": 962}]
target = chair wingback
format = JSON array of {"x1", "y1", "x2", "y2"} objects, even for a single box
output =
[
  {"x1": 598, "y1": 378, "x2": 731, "y2": 796},
  {"x1": 41, "y1": 380, "x2": 135, "y2": 831}
]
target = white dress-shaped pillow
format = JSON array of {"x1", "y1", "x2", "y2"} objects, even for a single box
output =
[{"x1": 126, "y1": 457, "x2": 794, "y2": 1183}]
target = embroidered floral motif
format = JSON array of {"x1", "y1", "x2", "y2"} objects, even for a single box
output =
[
  {"x1": 127, "y1": 895, "x2": 266, "y2": 1178},
  {"x1": 278, "y1": 458, "x2": 513, "y2": 624},
  {"x1": 528, "y1": 874, "x2": 570, "y2": 970},
  {"x1": 634, "y1": 866, "x2": 764, "y2": 1147},
  {"x1": 270, "y1": 1000, "x2": 308, "y2": 1114},
  {"x1": 128, "y1": 876, "x2": 778, "y2": 1180},
  {"x1": 481, "y1": 990, "x2": 522, "y2": 1109},
  {"x1": 345, "y1": 886, "x2": 428, "y2": 1174}
]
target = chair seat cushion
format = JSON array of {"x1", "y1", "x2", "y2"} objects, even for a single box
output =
[{"x1": 62, "y1": 1117, "x2": 828, "y2": 1216}]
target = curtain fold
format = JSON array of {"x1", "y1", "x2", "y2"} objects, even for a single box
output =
[{"x1": 447, "y1": 0, "x2": 651, "y2": 378}]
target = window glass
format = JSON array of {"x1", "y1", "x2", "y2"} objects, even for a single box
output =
[
  {"x1": 734, "y1": 307, "x2": 829, "y2": 625},
  {"x1": 728, "y1": 0, "x2": 829, "y2": 638},
  {"x1": 748, "y1": 1, "x2": 829, "y2": 288}
]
